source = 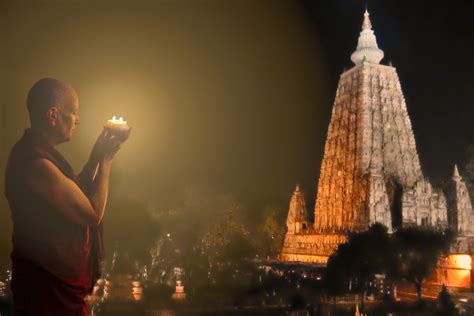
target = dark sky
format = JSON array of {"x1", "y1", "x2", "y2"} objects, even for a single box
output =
[{"x1": 0, "y1": 0, "x2": 473, "y2": 267}]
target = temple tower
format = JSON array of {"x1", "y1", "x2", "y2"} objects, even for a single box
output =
[
  {"x1": 314, "y1": 9, "x2": 422, "y2": 234},
  {"x1": 447, "y1": 165, "x2": 474, "y2": 236},
  {"x1": 281, "y1": 9, "x2": 474, "y2": 266},
  {"x1": 286, "y1": 185, "x2": 310, "y2": 234}
]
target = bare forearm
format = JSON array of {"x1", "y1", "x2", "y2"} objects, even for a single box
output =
[
  {"x1": 78, "y1": 155, "x2": 100, "y2": 194},
  {"x1": 88, "y1": 160, "x2": 112, "y2": 223}
]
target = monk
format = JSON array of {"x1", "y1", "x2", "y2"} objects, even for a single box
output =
[{"x1": 4, "y1": 78, "x2": 131, "y2": 315}]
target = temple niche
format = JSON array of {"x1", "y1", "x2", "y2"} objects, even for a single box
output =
[{"x1": 280, "y1": 10, "x2": 474, "y2": 287}]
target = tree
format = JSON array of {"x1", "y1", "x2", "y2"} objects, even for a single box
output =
[
  {"x1": 390, "y1": 226, "x2": 455, "y2": 305},
  {"x1": 324, "y1": 223, "x2": 392, "y2": 307},
  {"x1": 325, "y1": 224, "x2": 456, "y2": 307},
  {"x1": 324, "y1": 243, "x2": 352, "y2": 300},
  {"x1": 198, "y1": 207, "x2": 252, "y2": 261},
  {"x1": 261, "y1": 207, "x2": 286, "y2": 256}
]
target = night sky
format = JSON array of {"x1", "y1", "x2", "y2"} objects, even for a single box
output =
[{"x1": 0, "y1": 0, "x2": 472, "y2": 268}]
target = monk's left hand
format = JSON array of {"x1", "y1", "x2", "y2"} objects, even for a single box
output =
[
  {"x1": 91, "y1": 127, "x2": 130, "y2": 162},
  {"x1": 107, "y1": 125, "x2": 132, "y2": 144}
]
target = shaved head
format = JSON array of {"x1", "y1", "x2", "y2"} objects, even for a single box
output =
[{"x1": 27, "y1": 78, "x2": 77, "y2": 127}]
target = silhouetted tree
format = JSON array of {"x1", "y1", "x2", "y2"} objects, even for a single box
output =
[
  {"x1": 324, "y1": 244, "x2": 351, "y2": 301},
  {"x1": 390, "y1": 226, "x2": 455, "y2": 305},
  {"x1": 261, "y1": 207, "x2": 286, "y2": 256},
  {"x1": 324, "y1": 223, "x2": 392, "y2": 307}
]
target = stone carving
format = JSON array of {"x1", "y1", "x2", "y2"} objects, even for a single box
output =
[
  {"x1": 446, "y1": 165, "x2": 474, "y2": 239},
  {"x1": 286, "y1": 185, "x2": 310, "y2": 234},
  {"x1": 281, "y1": 10, "x2": 474, "y2": 264}
]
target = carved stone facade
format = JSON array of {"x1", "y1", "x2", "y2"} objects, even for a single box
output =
[
  {"x1": 281, "y1": 10, "x2": 474, "y2": 265},
  {"x1": 446, "y1": 166, "x2": 474, "y2": 251},
  {"x1": 286, "y1": 185, "x2": 311, "y2": 234}
]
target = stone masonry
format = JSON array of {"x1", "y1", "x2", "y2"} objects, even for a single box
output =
[{"x1": 281, "y1": 10, "x2": 474, "y2": 264}]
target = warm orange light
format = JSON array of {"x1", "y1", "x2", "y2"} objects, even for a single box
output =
[
  {"x1": 448, "y1": 254, "x2": 472, "y2": 270},
  {"x1": 132, "y1": 293, "x2": 142, "y2": 301},
  {"x1": 106, "y1": 116, "x2": 129, "y2": 130},
  {"x1": 435, "y1": 255, "x2": 472, "y2": 288}
]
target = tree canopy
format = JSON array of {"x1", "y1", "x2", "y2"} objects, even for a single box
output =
[
  {"x1": 390, "y1": 226, "x2": 455, "y2": 303},
  {"x1": 325, "y1": 223, "x2": 392, "y2": 302},
  {"x1": 325, "y1": 223, "x2": 455, "y2": 305}
]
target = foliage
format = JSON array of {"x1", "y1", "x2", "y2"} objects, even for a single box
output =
[
  {"x1": 390, "y1": 226, "x2": 455, "y2": 304},
  {"x1": 324, "y1": 223, "x2": 392, "y2": 301},
  {"x1": 324, "y1": 223, "x2": 455, "y2": 305},
  {"x1": 261, "y1": 207, "x2": 286, "y2": 255},
  {"x1": 198, "y1": 207, "x2": 253, "y2": 261},
  {"x1": 324, "y1": 251, "x2": 351, "y2": 297}
]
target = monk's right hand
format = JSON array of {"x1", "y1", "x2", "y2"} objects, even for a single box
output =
[{"x1": 91, "y1": 127, "x2": 127, "y2": 162}]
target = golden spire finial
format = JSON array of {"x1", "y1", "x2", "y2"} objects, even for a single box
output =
[
  {"x1": 351, "y1": 7, "x2": 383, "y2": 65},
  {"x1": 363, "y1": 9, "x2": 372, "y2": 30}
]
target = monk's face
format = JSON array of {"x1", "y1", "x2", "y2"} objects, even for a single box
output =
[{"x1": 55, "y1": 90, "x2": 80, "y2": 142}]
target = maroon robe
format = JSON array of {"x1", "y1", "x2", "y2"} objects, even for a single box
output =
[{"x1": 4, "y1": 129, "x2": 104, "y2": 316}]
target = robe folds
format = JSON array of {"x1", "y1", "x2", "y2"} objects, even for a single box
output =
[{"x1": 5, "y1": 129, "x2": 104, "y2": 316}]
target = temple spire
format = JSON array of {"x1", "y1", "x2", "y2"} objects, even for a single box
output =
[
  {"x1": 285, "y1": 185, "x2": 308, "y2": 234},
  {"x1": 362, "y1": 9, "x2": 372, "y2": 30},
  {"x1": 453, "y1": 164, "x2": 462, "y2": 181},
  {"x1": 351, "y1": 9, "x2": 384, "y2": 65}
]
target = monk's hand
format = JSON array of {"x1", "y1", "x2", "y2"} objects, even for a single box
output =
[
  {"x1": 103, "y1": 124, "x2": 132, "y2": 144},
  {"x1": 91, "y1": 127, "x2": 128, "y2": 162}
]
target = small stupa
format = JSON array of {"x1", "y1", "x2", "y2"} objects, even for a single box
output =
[{"x1": 172, "y1": 280, "x2": 186, "y2": 300}]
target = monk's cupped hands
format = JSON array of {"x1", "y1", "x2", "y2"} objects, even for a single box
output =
[{"x1": 91, "y1": 126, "x2": 132, "y2": 162}]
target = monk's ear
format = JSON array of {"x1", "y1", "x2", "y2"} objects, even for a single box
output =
[{"x1": 46, "y1": 106, "x2": 59, "y2": 127}]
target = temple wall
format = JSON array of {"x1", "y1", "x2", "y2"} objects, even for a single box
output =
[
  {"x1": 279, "y1": 253, "x2": 329, "y2": 265},
  {"x1": 314, "y1": 66, "x2": 368, "y2": 232},
  {"x1": 281, "y1": 233, "x2": 347, "y2": 259},
  {"x1": 314, "y1": 63, "x2": 424, "y2": 237}
]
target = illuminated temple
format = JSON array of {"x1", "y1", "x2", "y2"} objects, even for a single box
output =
[{"x1": 280, "y1": 10, "x2": 474, "y2": 287}]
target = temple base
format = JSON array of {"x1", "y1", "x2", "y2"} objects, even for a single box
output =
[{"x1": 280, "y1": 232, "x2": 347, "y2": 265}]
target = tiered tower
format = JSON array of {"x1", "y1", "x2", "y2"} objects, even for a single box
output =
[
  {"x1": 314, "y1": 9, "x2": 424, "y2": 234},
  {"x1": 280, "y1": 10, "x2": 474, "y2": 265},
  {"x1": 448, "y1": 165, "x2": 473, "y2": 234},
  {"x1": 285, "y1": 185, "x2": 310, "y2": 234}
]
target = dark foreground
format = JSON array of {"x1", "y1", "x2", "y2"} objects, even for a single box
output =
[
  {"x1": 1, "y1": 261, "x2": 473, "y2": 315},
  {"x1": 1, "y1": 298, "x2": 472, "y2": 316}
]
